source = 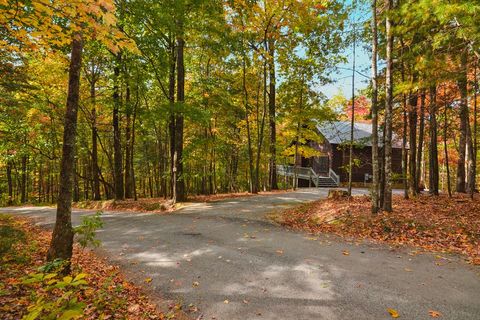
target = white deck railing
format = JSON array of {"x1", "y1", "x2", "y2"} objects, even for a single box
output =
[{"x1": 276, "y1": 165, "x2": 339, "y2": 187}]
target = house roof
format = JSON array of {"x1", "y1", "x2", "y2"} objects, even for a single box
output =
[{"x1": 316, "y1": 121, "x2": 403, "y2": 149}]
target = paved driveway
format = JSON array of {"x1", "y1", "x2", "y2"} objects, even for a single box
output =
[{"x1": 2, "y1": 188, "x2": 479, "y2": 320}]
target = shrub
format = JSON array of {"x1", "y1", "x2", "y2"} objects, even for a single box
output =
[
  {"x1": 73, "y1": 211, "x2": 104, "y2": 249},
  {"x1": 22, "y1": 266, "x2": 88, "y2": 320}
]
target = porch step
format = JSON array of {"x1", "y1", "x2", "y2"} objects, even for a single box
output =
[{"x1": 314, "y1": 177, "x2": 338, "y2": 188}]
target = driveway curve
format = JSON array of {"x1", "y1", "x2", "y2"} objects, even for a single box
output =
[{"x1": 2, "y1": 188, "x2": 479, "y2": 320}]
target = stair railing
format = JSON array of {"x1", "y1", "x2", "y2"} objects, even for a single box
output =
[{"x1": 329, "y1": 168, "x2": 340, "y2": 185}]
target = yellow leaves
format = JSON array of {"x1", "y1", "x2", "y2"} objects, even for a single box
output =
[
  {"x1": 342, "y1": 250, "x2": 350, "y2": 256},
  {"x1": 1, "y1": 0, "x2": 133, "y2": 55},
  {"x1": 44, "y1": 273, "x2": 57, "y2": 280},
  {"x1": 103, "y1": 12, "x2": 116, "y2": 26},
  {"x1": 144, "y1": 277, "x2": 152, "y2": 283},
  {"x1": 73, "y1": 273, "x2": 87, "y2": 282},
  {"x1": 387, "y1": 308, "x2": 400, "y2": 318}
]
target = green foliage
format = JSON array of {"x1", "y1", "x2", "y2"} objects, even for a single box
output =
[
  {"x1": 38, "y1": 259, "x2": 67, "y2": 273},
  {"x1": 22, "y1": 268, "x2": 88, "y2": 320},
  {"x1": 73, "y1": 212, "x2": 104, "y2": 249}
]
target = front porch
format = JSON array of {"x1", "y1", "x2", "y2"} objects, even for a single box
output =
[{"x1": 277, "y1": 164, "x2": 340, "y2": 188}]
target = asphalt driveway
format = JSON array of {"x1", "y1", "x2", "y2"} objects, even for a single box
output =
[{"x1": 2, "y1": 188, "x2": 479, "y2": 320}]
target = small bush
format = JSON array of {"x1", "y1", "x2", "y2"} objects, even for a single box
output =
[
  {"x1": 22, "y1": 264, "x2": 88, "y2": 320},
  {"x1": 73, "y1": 211, "x2": 104, "y2": 249}
]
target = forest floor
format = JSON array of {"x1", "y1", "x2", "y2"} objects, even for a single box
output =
[
  {"x1": 270, "y1": 193, "x2": 480, "y2": 265},
  {"x1": 0, "y1": 214, "x2": 187, "y2": 320},
  {"x1": 72, "y1": 189, "x2": 293, "y2": 213}
]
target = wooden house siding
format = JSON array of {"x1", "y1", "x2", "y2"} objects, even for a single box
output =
[{"x1": 294, "y1": 122, "x2": 405, "y2": 184}]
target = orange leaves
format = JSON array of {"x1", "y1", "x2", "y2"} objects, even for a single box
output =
[
  {"x1": 387, "y1": 308, "x2": 400, "y2": 318},
  {"x1": 429, "y1": 310, "x2": 442, "y2": 318},
  {"x1": 279, "y1": 194, "x2": 480, "y2": 264}
]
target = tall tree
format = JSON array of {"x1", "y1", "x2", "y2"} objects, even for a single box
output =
[
  {"x1": 383, "y1": 0, "x2": 394, "y2": 212},
  {"x1": 428, "y1": 85, "x2": 439, "y2": 195},
  {"x1": 112, "y1": 53, "x2": 124, "y2": 200},
  {"x1": 370, "y1": 0, "x2": 380, "y2": 213},
  {"x1": 47, "y1": 33, "x2": 83, "y2": 265},
  {"x1": 456, "y1": 51, "x2": 468, "y2": 193},
  {"x1": 408, "y1": 90, "x2": 418, "y2": 196},
  {"x1": 416, "y1": 91, "x2": 425, "y2": 191},
  {"x1": 174, "y1": 6, "x2": 186, "y2": 202}
]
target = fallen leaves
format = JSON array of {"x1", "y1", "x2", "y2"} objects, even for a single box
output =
[
  {"x1": 387, "y1": 308, "x2": 400, "y2": 318},
  {"x1": 0, "y1": 215, "x2": 164, "y2": 320},
  {"x1": 144, "y1": 277, "x2": 152, "y2": 283},
  {"x1": 342, "y1": 250, "x2": 350, "y2": 256},
  {"x1": 73, "y1": 197, "x2": 173, "y2": 213},
  {"x1": 278, "y1": 194, "x2": 480, "y2": 264},
  {"x1": 429, "y1": 310, "x2": 442, "y2": 318}
]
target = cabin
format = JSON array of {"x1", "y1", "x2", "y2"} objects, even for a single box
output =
[{"x1": 277, "y1": 121, "x2": 404, "y2": 187}]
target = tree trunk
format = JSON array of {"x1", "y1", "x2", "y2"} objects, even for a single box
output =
[
  {"x1": 408, "y1": 91, "x2": 418, "y2": 195},
  {"x1": 255, "y1": 50, "x2": 267, "y2": 194},
  {"x1": 175, "y1": 21, "x2": 186, "y2": 202},
  {"x1": 38, "y1": 164, "x2": 43, "y2": 203},
  {"x1": 7, "y1": 160, "x2": 13, "y2": 205},
  {"x1": 125, "y1": 80, "x2": 133, "y2": 198},
  {"x1": 348, "y1": 22, "x2": 356, "y2": 197},
  {"x1": 73, "y1": 159, "x2": 80, "y2": 202},
  {"x1": 416, "y1": 91, "x2": 425, "y2": 191},
  {"x1": 20, "y1": 154, "x2": 27, "y2": 203},
  {"x1": 472, "y1": 61, "x2": 478, "y2": 197},
  {"x1": 113, "y1": 53, "x2": 124, "y2": 200},
  {"x1": 47, "y1": 34, "x2": 83, "y2": 268},
  {"x1": 370, "y1": 0, "x2": 380, "y2": 213},
  {"x1": 402, "y1": 96, "x2": 409, "y2": 199},
  {"x1": 131, "y1": 95, "x2": 138, "y2": 201},
  {"x1": 456, "y1": 51, "x2": 468, "y2": 193},
  {"x1": 443, "y1": 93, "x2": 452, "y2": 197},
  {"x1": 168, "y1": 40, "x2": 176, "y2": 200},
  {"x1": 268, "y1": 38, "x2": 278, "y2": 190},
  {"x1": 90, "y1": 73, "x2": 101, "y2": 200},
  {"x1": 383, "y1": 0, "x2": 394, "y2": 212},
  {"x1": 466, "y1": 118, "x2": 475, "y2": 197},
  {"x1": 429, "y1": 85, "x2": 439, "y2": 195}
]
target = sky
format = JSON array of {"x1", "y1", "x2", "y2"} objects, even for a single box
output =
[
  {"x1": 316, "y1": 0, "x2": 375, "y2": 100},
  {"x1": 319, "y1": 45, "x2": 372, "y2": 99}
]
